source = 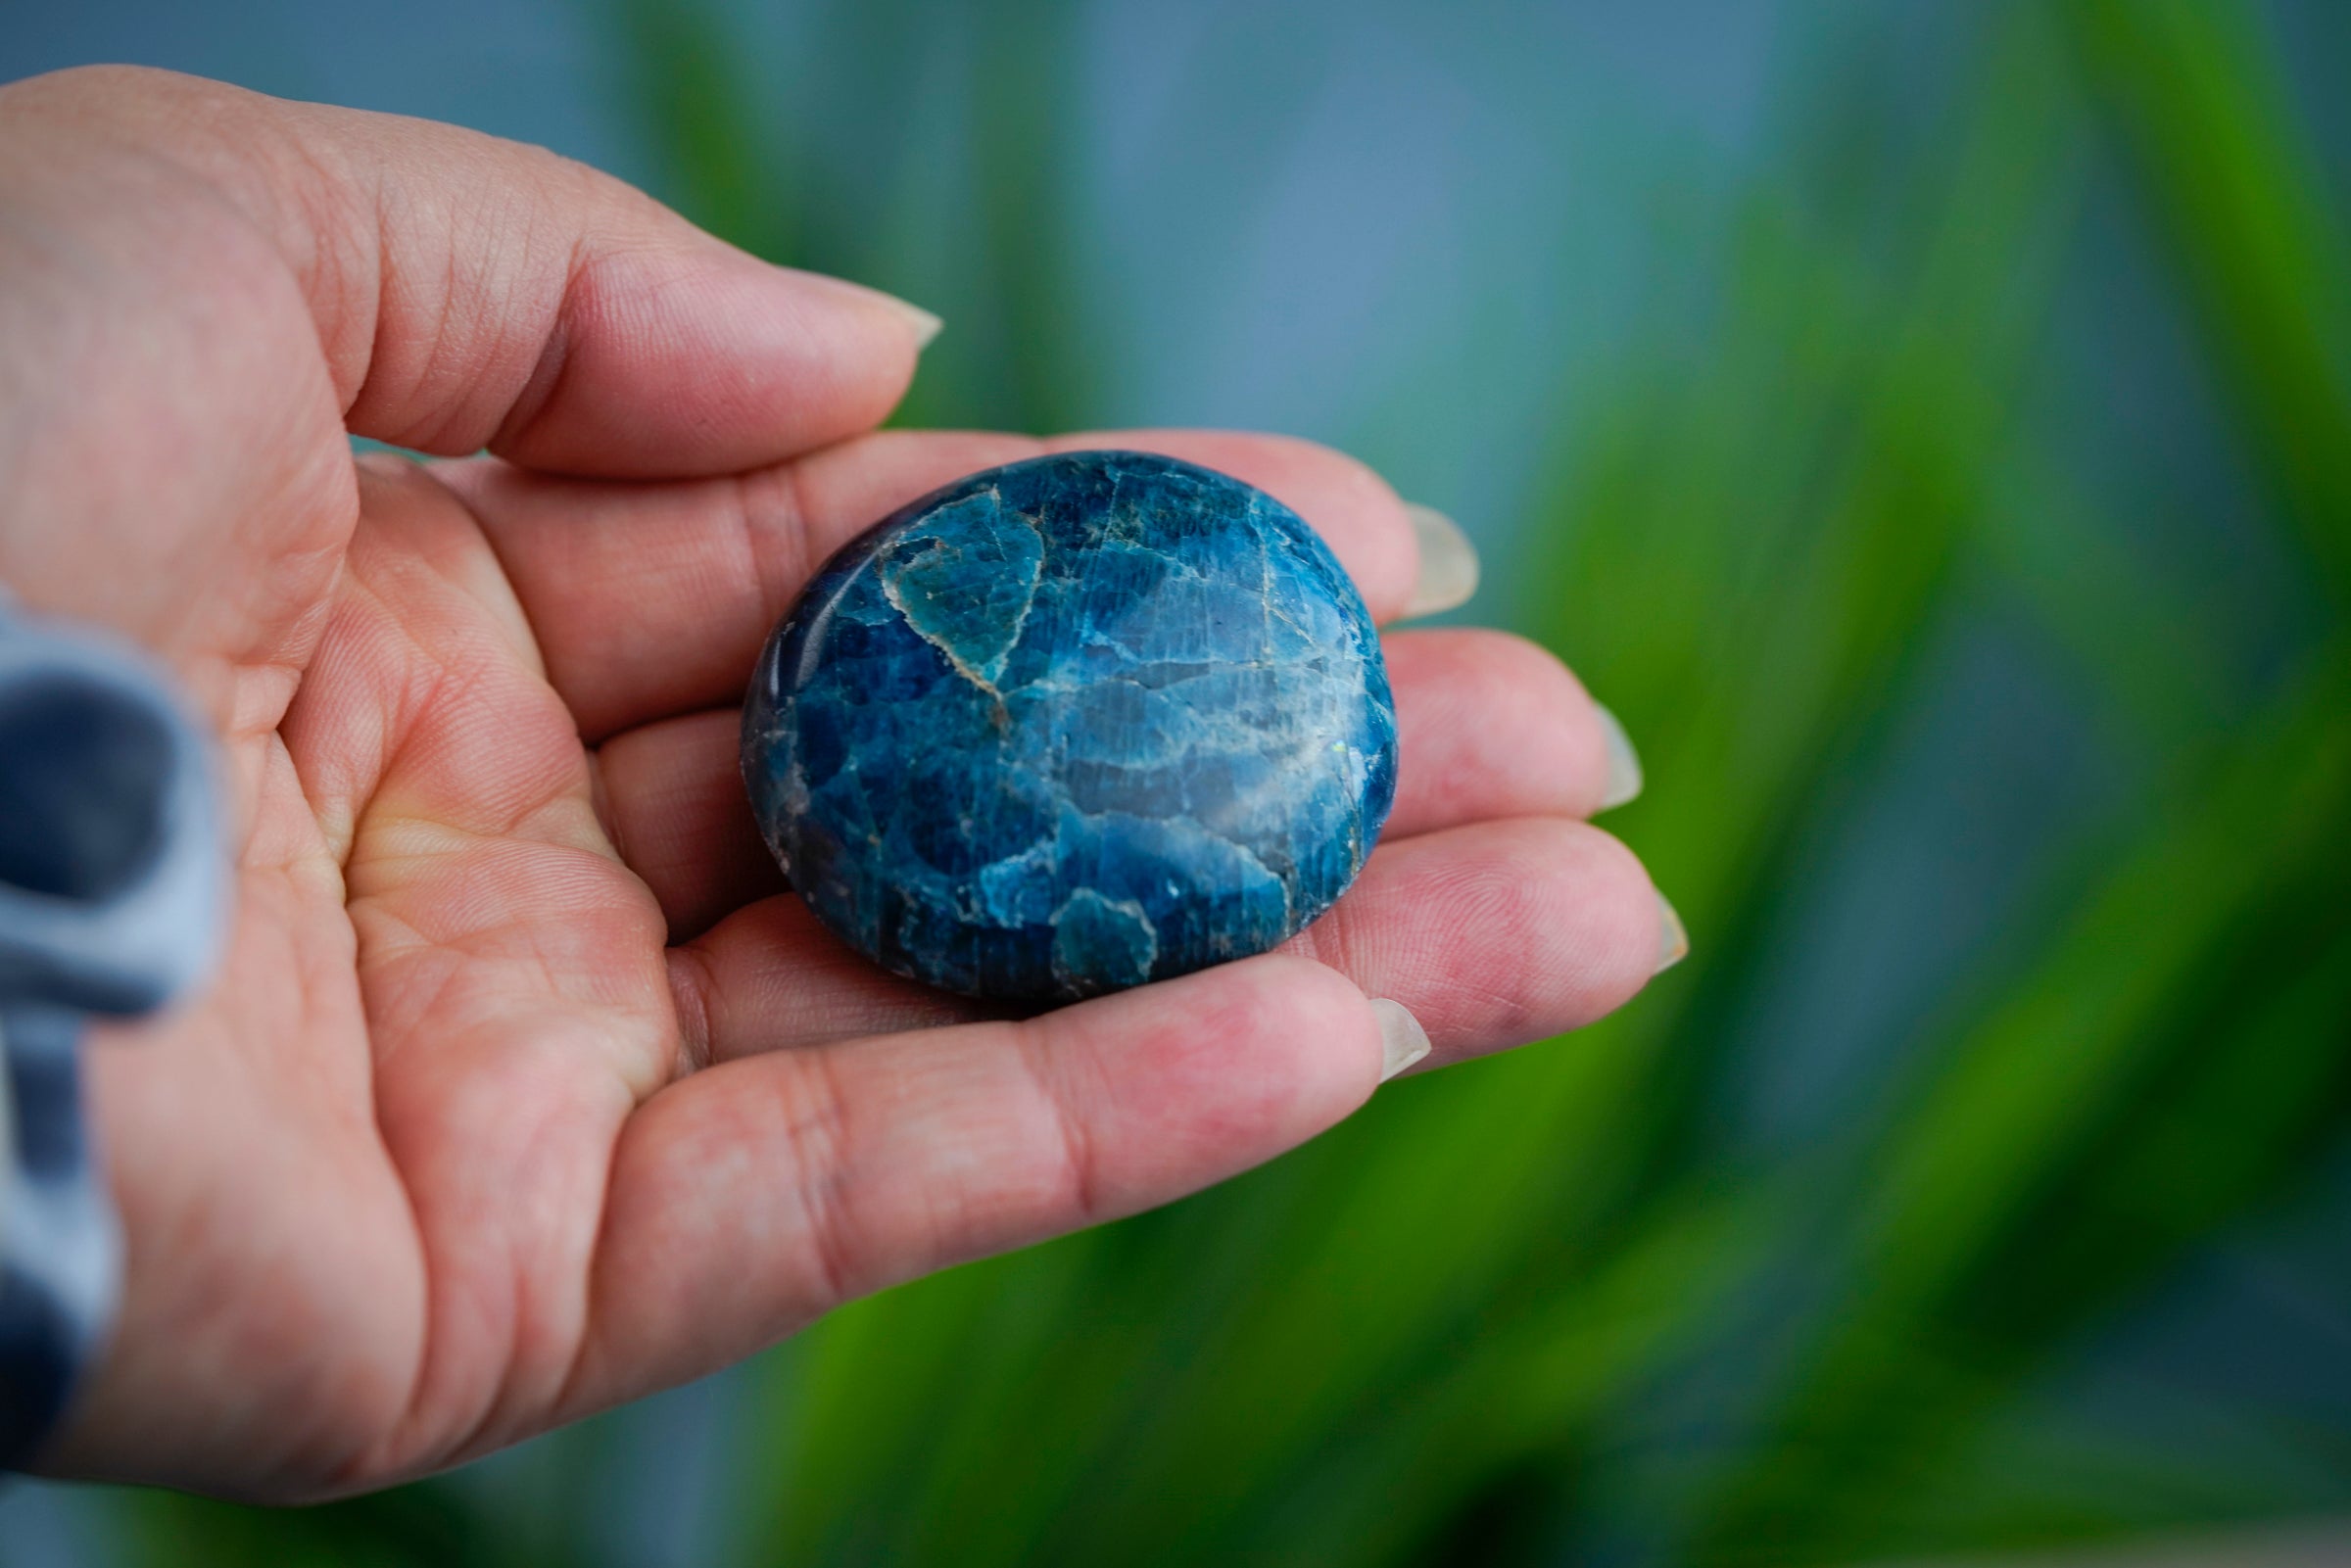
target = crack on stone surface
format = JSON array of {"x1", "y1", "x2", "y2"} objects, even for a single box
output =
[
  {"x1": 1049, "y1": 887, "x2": 1157, "y2": 993},
  {"x1": 876, "y1": 490, "x2": 1040, "y2": 700}
]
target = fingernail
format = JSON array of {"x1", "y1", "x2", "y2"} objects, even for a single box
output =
[
  {"x1": 1370, "y1": 998, "x2": 1432, "y2": 1081},
  {"x1": 1654, "y1": 890, "x2": 1690, "y2": 974},
  {"x1": 861, "y1": 285, "x2": 944, "y2": 350},
  {"x1": 1401, "y1": 502, "x2": 1479, "y2": 619},
  {"x1": 1594, "y1": 702, "x2": 1644, "y2": 811}
]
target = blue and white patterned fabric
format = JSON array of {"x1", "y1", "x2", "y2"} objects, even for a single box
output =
[{"x1": 0, "y1": 605, "x2": 223, "y2": 1471}]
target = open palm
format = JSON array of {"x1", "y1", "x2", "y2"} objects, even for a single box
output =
[{"x1": 0, "y1": 68, "x2": 1667, "y2": 1501}]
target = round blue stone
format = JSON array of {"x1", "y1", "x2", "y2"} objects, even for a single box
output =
[{"x1": 741, "y1": 451, "x2": 1399, "y2": 1002}]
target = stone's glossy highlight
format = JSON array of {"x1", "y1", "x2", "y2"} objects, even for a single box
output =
[{"x1": 742, "y1": 451, "x2": 1398, "y2": 1002}]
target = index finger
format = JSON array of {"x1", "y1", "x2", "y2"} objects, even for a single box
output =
[
  {"x1": 443, "y1": 428, "x2": 1421, "y2": 741},
  {"x1": 0, "y1": 65, "x2": 936, "y2": 697}
]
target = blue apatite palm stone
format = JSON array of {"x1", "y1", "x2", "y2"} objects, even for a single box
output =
[{"x1": 742, "y1": 451, "x2": 1397, "y2": 1002}]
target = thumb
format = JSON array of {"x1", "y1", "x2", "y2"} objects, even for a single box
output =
[{"x1": 0, "y1": 65, "x2": 933, "y2": 699}]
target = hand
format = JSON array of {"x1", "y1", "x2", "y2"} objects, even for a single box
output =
[{"x1": 0, "y1": 66, "x2": 1671, "y2": 1501}]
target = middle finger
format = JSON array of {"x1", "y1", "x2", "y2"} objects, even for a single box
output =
[{"x1": 598, "y1": 627, "x2": 1634, "y2": 941}]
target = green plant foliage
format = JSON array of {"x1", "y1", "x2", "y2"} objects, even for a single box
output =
[{"x1": 125, "y1": 1, "x2": 2351, "y2": 1563}]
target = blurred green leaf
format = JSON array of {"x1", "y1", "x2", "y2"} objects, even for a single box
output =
[
  {"x1": 2067, "y1": 0, "x2": 2351, "y2": 596},
  {"x1": 132, "y1": 1, "x2": 2351, "y2": 1563}
]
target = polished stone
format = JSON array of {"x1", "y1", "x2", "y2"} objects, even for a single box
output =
[{"x1": 742, "y1": 451, "x2": 1397, "y2": 1001}]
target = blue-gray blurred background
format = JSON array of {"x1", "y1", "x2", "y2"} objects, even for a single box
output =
[{"x1": 4, "y1": 2, "x2": 2350, "y2": 1564}]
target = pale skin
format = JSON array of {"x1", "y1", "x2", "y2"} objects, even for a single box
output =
[{"x1": 0, "y1": 67, "x2": 1669, "y2": 1502}]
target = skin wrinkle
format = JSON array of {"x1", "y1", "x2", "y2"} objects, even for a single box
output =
[
  {"x1": 663, "y1": 943, "x2": 719, "y2": 1076},
  {"x1": 1013, "y1": 1020, "x2": 1107, "y2": 1231},
  {"x1": 486, "y1": 236, "x2": 580, "y2": 457},
  {"x1": 373, "y1": 167, "x2": 547, "y2": 455},
  {"x1": 479, "y1": 183, "x2": 638, "y2": 459},
  {"x1": 350, "y1": 830, "x2": 640, "y2": 957},
  {"x1": 392, "y1": 195, "x2": 485, "y2": 454},
  {"x1": 503, "y1": 1154, "x2": 624, "y2": 1460},
  {"x1": 416, "y1": 500, "x2": 548, "y2": 681},
  {"x1": 384, "y1": 1068, "x2": 602, "y2": 1476},
  {"x1": 357, "y1": 164, "x2": 415, "y2": 439},
  {"x1": 354, "y1": 879, "x2": 666, "y2": 1070},
  {"x1": 545, "y1": 1152, "x2": 639, "y2": 1427},
  {"x1": 584, "y1": 747, "x2": 622, "y2": 860},
  {"x1": 349, "y1": 467, "x2": 534, "y2": 666},
  {"x1": 1281, "y1": 890, "x2": 1357, "y2": 982},
  {"x1": 747, "y1": 459, "x2": 821, "y2": 636},
  {"x1": 332, "y1": 592, "x2": 586, "y2": 869},
  {"x1": 345, "y1": 674, "x2": 570, "y2": 863},
  {"x1": 292, "y1": 566, "x2": 410, "y2": 870},
  {"x1": 776, "y1": 1047, "x2": 859, "y2": 1312},
  {"x1": 347, "y1": 920, "x2": 469, "y2": 1075},
  {"x1": 274, "y1": 132, "x2": 376, "y2": 401},
  {"x1": 336, "y1": 128, "x2": 574, "y2": 440}
]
